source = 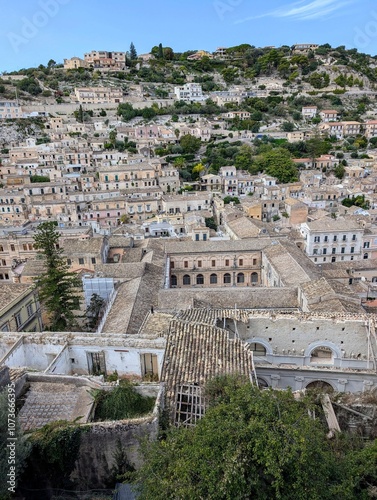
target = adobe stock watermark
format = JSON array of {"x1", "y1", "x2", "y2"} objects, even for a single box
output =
[
  {"x1": 354, "y1": 11, "x2": 377, "y2": 50},
  {"x1": 214, "y1": 0, "x2": 244, "y2": 21},
  {"x1": 7, "y1": 0, "x2": 71, "y2": 53}
]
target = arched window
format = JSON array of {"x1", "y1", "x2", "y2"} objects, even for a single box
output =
[
  {"x1": 183, "y1": 275, "x2": 191, "y2": 285},
  {"x1": 310, "y1": 346, "x2": 334, "y2": 365},
  {"x1": 237, "y1": 272, "x2": 245, "y2": 284},
  {"x1": 196, "y1": 274, "x2": 204, "y2": 285},
  {"x1": 223, "y1": 273, "x2": 231, "y2": 284},
  {"x1": 249, "y1": 343, "x2": 267, "y2": 356},
  {"x1": 251, "y1": 272, "x2": 258, "y2": 284},
  {"x1": 171, "y1": 275, "x2": 177, "y2": 287},
  {"x1": 210, "y1": 273, "x2": 218, "y2": 284}
]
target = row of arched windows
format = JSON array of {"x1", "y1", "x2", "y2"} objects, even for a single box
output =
[{"x1": 171, "y1": 272, "x2": 259, "y2": 287}]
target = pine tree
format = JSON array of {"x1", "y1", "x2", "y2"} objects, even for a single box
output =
[
  {"x1": 158, "y1": 43, "x2": 164, "y2": 59},
  {"x1": 33, "y1": 222, "x2": 82, "y2": 331},
  {"x1": 129, "y1": 41, "x2": 137, "y2": 60}
]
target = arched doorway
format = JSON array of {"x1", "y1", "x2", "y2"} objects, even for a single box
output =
[{"x1": 306, "y1": 380, "x2": 334, "y2": 393}]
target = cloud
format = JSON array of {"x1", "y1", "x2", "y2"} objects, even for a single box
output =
[{"x1": 235, "y1": 0, "x2": 355, "y2": 24}]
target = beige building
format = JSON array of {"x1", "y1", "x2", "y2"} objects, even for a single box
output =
[
  {"x1": 166, "y1": 239, "x2": 265, "y2": 288},
  {"x1": 0, "y1": 101, "x2": 23, "y2": 119},
  {"x1": 74, "y1": 87, "x2": 123, "y2": 104},
  {"x1": 0, "y1": 284, "x2": 42, "y2": 332},
  {"x1": 84, "y1": 51, "x2": 126, "y2": 69},
  {"x1": 63, "y1": 57, "x2": 87, "y2": 70}
]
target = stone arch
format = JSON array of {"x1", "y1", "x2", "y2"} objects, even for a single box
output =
[
  {"x1": 246, "y1": 337, "x2": 273, "y2": 355},
  {"x1": 257, "y1": 377, "x2": 269, "y2": 389},
  {"x1": 305, "y1": 340, "x2": 342, "y2": 361},
  {"x1": 305, "y1": 380, "x2": 335, "y2": 392}
]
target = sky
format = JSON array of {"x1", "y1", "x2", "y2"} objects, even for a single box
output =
[{"x1": 1, "y1": 0, "x2": 377, "y2": 72}]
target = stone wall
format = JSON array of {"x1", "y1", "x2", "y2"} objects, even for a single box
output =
[{"x1": 71, "y1": 416, "x2": 158, "y2": 489}]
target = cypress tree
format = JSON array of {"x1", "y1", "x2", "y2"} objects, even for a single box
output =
[{"x1": 33, "y1": 222, "x2": 81, "y2": 331}]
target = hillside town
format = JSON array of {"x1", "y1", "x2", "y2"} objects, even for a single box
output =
[{"x1": 2, "y1": 41, "x2": 377, "y2": 496}]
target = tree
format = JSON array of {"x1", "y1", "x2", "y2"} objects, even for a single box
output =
[
  {"x1": 75, "y1": 104, "x2": 84, "y2": 123},
  {"x1": 0, "y1": 389, "x2": 31, "y2": 499},
  {"x1": 33, "y1": 222, "x2": 82, "y2": 331},
  {"x1": 192, "y1": 162, "x2": 205, "y2": 176},
  {"x1": 109, "y1": 129, "x2": 117, "y2": 146},
  {"x1": 129, "y1": 42, "x2": 137, "y2": 60},
  {"x1": 85, "y1": 293, "x2": 105, "y2": 331},
  {"x1": 179, "y1": 134, "x2": 201, "y2": 154},
  {"x1": 158, "y1": 43, "x2": 164, "y2": 59},
  {"x1": 254, "y1": 148, "x2": 298, "y2": 183},
  {"x1": 334, "y1": 165, "x2": 345, "y2": 179},
  {"x1": 137, "y1": 378, "x2": 345, "y2": 499},
  {"x1": 281, "y1": 121, "x2": 294, "y2": 132}
]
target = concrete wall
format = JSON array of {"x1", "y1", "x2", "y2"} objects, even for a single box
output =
[
  {"x1": 238, "y1": 316, "x2": 375, "y2": 371},
  {"x1": 3, "y1": 342, "x2": 63, "y2": 371},
  {"x1": 46, "y1": 345, "x2": 70, "y2": 375},
  {"x1": 71, "y1": 416, "x2": 159, "y2": 489},
  {"x1": 67, "y1": 344, "x2": 164, "y2": 378},
  {"x1": 256, "y1": 366, "x2": 377, "y2": 393}
]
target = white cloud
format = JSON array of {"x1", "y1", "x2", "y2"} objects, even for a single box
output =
[{"x1": 235, "y1": 0, "x2": 355, "y2": 24}]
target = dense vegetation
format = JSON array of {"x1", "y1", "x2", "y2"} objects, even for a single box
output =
[
  {"x1": 137, "y1": 376, "x2": 377, "y2": 500},
  {"x1": 93, "y1": 380, "x2": 155, "y2": 421}
]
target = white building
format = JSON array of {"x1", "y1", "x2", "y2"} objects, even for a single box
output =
[
  {"x1": 300, "y1": 218, "x2": 364, "y2": 263},
  {"x1": 174, "y1": 83, "x2": 204, "y2": 101}
]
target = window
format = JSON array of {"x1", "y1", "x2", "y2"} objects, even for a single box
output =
[
  {"x1": 342, "y1": 235, "x2": 347, "y2": 241},
  {"x1": 341, "y1": 247, "x2": 345, "y2": 254},
  {"x1": 67, "y1": 258, "x2": 71, "y2": 265},
  {"x1": 324, "y1": 236, "x2": 328, "y2": 242},
  {"x1": 211, "y1": 260, "x2": 216, "y2": 267},
  {"x1": 333, "y1": 235, "x2": 337, "y2": 242},
  {"x1": 78, "y1": 257, "x2": 84, "y2": 265},
  {"x1": 253, "y1": 258, "x2": 257, "y2": 265},
  {"x1": 332, "y1": 248, "x2": 336, "y2": 254},
  {"x1": 352, "y1": 234, "x2": 356, "y2": 241},
  {"x1": 323, "y1": 248, "x2": 327, "y2": 255},
  {"x1": 26, "y1": 303, "x2": 33, "y2": 317},
  {"x1": 364, "y1": 253, "x2": 369, "y2": 259},
  {"x1": 203, "y1": 234, "x2": 207, "y2": 241},
  {"x1": 239, "y1": 259, "x2": 243, "y2": 266},
  {"x1": 314, "y1": 236, "x2": 320, "y2": 243},
  {"x1": 195, "y1": 234, "x2": 199, "y2": 241},
  {"x1": 210, "y1": 273, "x2": 217, "y2": 284},
  {"x1": 350, "y1": 247, "x2": 355, "y2": 254},
  {"x1": 196, "y1": 274, "x2": 204, "y2": 285},
  {"x1": 223, "y1": 273, "x2": 231, "y2": 284},
  {"x1": 10, "y1": 244, "x2": 15, "y2": 251},
  {"x1": 170, "y1": 261, "x2": 175, "y2": 269},
  {"x1": 197, "y1": 260, "x2": 202, "y2": 268},
  {"x1": 225, "y1": 259, "x2": 230, "y2": 266},
  {"x1": 183, "y1": 274, "x2": 191, "y2": 285},
  {"x1": 249, "y1": 343, "x2": 267, "y2": 356},
  {"x1": 15, "y1": 312, "x2": 22, "y2": 329},
  {"x1": 0, "y1": 246, "x2": 3, "y2": 252},
  {"x1": 251, "y1": 272, "x2": 258, "y2": 284},
  {"x1": 237, "y1": 273, "x2": 245, "y2": 283},
  {"x1": 91, "y1": 257, "x2": 96, "y2": 264},
  {"x1": 364, "y1": 242, "x2": 370, "y2": 248},
  {"x1": 171, "y1": 275, "x2": 177, "y2": 286}
]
